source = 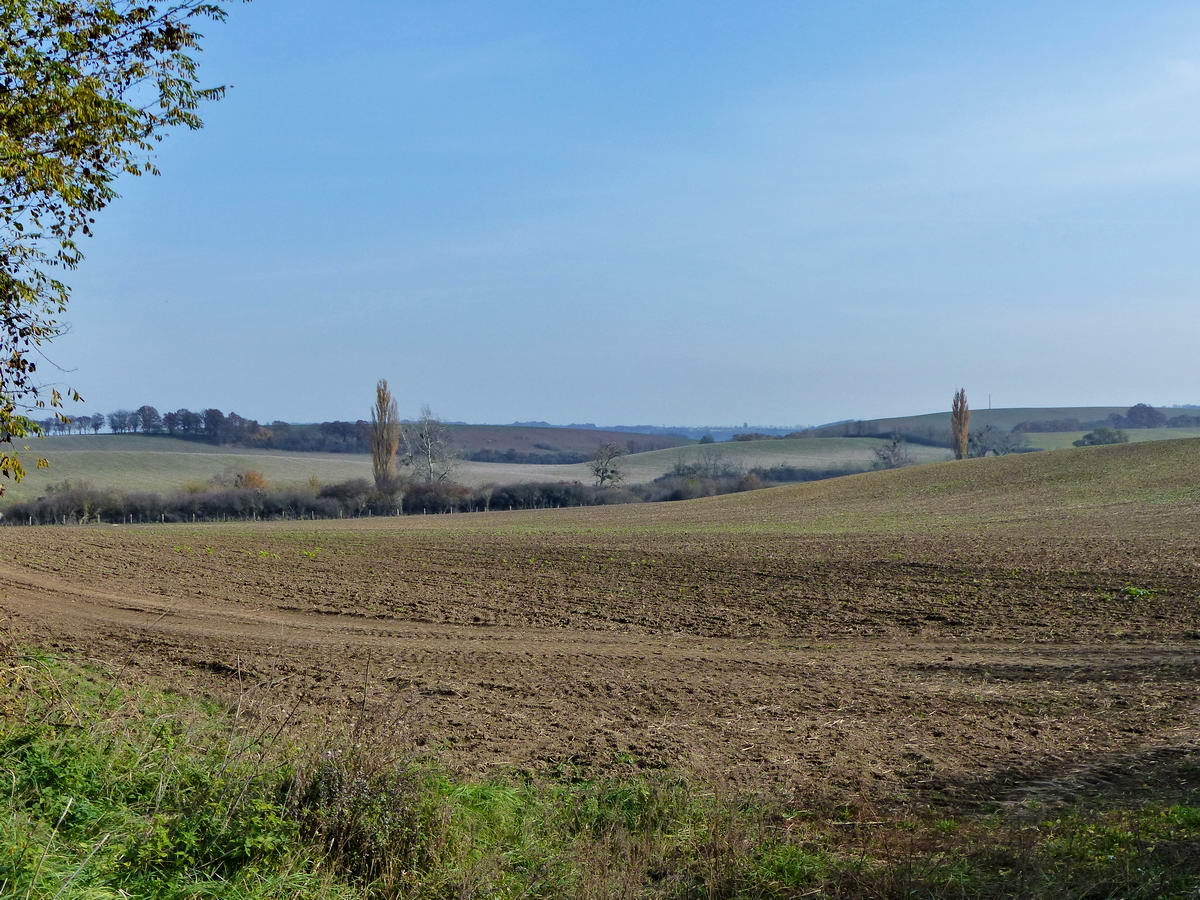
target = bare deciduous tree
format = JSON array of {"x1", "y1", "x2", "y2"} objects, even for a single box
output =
[
  {"x1": 669, "y1": 446, "x2": 741, "y2": 479},
  {"x1": 370, "y1": 380, "x2": 401, "y2": 492},
  {"x1": 136, "y1": 405, "x2": 162, "y2": 434},
  {"x1": 872, "y1": 434, "x2": 913, "y2": 470},
  {"x1": 968, "y1": 425, "x2": 1027, "y2": 457},
  {"x1": 951, "y1": 388, "x2": 970, "y2": 460},
  {"x1": 590, "y1": 442, "x2": 626, "y2": 486},
  {"x1": 403, "y1": 405, "x2": 459, "y2": 484}
]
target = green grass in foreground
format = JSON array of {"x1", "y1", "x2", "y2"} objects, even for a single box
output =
[{"x1": 2, "y1": 649, "x2": 1198, "y2": 898}]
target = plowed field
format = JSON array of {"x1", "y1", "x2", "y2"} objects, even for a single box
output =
[{"x1": 3, "y1": 441, "x2": 1199, "y2": 808}]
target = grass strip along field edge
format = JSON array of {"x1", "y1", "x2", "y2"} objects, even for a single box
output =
[{"x1": 2, "y1": 645, "x2": 1198, "y2": 899}]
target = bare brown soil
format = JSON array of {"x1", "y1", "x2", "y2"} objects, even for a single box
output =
[{"x1": 3, "y1": 503, "x2": 1198, "y2": 809}]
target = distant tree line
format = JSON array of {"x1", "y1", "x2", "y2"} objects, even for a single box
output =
[
  {"x1": 44, "y1": 404, "x2": 639, "y2": 464},
  {"x1": 37, "y1": 413, "x2": 105, "y2": 435},
  {"x1": 1013, "y1": 404, "x2": 1190, "y2": 432},
  {"x1": 37, "y1": 405, "x2": 268, "y2": 444}
]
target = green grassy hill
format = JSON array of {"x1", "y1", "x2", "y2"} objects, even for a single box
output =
[
  {"x1": 595, "y1": 436, "x2": 950, "y2": 480},
  {"x1": 695, "y1": 436, "x2": 1198, "y2": 532},
  {"x1": 692, "y1": 435, "x2": 1200, "y2": 533},
  {"x1": 410, "y1": 437, "x2": 1200, "y2": 536},
  {"x1": 1025, "y1": 427, "x2": 1200, "y2": 450},
  {"x1": 0, "y1": 436, "x2": 370, "y2": 502}
]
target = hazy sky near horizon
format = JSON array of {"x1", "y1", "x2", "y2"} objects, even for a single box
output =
[{"x1": 56, "y1": 0, "x2": 1200, "y2": 426}]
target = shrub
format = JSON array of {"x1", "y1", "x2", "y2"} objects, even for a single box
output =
[
  {"x1": 1073, "y1": 427, "x2": 1129, "y2": 447},
  {"x1": 466, "y1": 448, "x2": 591, "y2": 464}
]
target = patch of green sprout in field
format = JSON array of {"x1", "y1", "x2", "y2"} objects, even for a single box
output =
[
  {"x1": 1100, "y1": 585, "x2": 1158, "y2": 602},
  {"x1": 1121, "y1": 585, "x2": 1156, "y2": 599},
  {"x1": 298, "y1": 548, "x2": 323, "y2": 560},
  {"x1": 171, "y1": 544, "x2": 214, "y2": 556},
  {"x1": 239, "y1": 548, "x2": 282, "y2": 560}
]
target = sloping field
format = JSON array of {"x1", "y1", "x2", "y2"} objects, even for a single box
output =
[
  {"x1": 0, "y1": 435, "x2": 582, "y2": 501},
  {"x1": 253, "y1": 436, "x2": 1193, "y2": 536},
  {"x1": 810, "y1": 406, "x2": 1131, "y2": 436},
  {"x1": 2, "y1": 436, "x2": 375, "y2": 497},
  {"x1": 1026, "y1": 427, "x2": 1200, "y2": 451},
  {"x1": 2, "y1": 440, "x2": 1198, "y2": 807},
  {"x1": 590, "y1": 435, "x2": 1200, "y2": 535},
  {"x1": 591, "y1": 436, "x2": 950, "y2": 480}
]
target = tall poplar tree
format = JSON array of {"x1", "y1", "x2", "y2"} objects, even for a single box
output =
[
  {"x1": 951, "y1": 388, "x2": 970, "y2": 460},
  {"x1": 370, "y1": 379, "x2": 401, "y2": 492}
]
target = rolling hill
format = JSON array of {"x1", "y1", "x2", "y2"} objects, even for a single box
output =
[
  {"x1": 1023, "y1": 427, "x2": 1200, "y2": 450},
  {"x1": 684, "y1": 434, "x2": 1200, "y2": 533},
  {"x1": 0, "y1": 435, "x2": 581, "y2": 501},
  {"x1": 347, "y1": 436, "x2": 1200, "y2": 537},
  {"x1": 0, "y1": 434, "x2": 924, "y2": 503},
  {"x1": 9, "y1": 430, "x2": 1193, "y2": 525},
  {"x1": 808, "y1": 406, "x2": 1140, "y2": 441},
  {"x1": 586, "y1": 436, "x2": 950, "y2": 480}
]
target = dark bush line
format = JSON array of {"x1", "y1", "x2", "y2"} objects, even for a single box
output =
[
  {"x1": 2, "y1": 464, "x2": 865, "y2": 526},
  {"x1": 1012, "y1": 417, "x2": 1090, "y2": 433},
  {"x1": 0, "y1": 481, "x2": 634, "y2": 525},
  {"x1": 1013, "y1": 411, "x2": 1200, "y2": 432},
  {"x1": 752, "y1": 464, "x2": 866, "y2": 483},
  {"x1": 464, "y1": 448, "x2": 591, "y2": 464}
]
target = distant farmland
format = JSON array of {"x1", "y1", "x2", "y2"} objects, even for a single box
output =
[
  {"x1": 594, "y1": 436, "x2": 950, "y2": 480},
  {"x1": 1, "y1": 434, "x2": 924, "y2": 503},
  {"x1": 810, "y1": 406, "x2": 1136, "y2": 439},
  {"x1": 8, "y1": 421, "x2": 1196, "y2": 506},
  {"x1": 0, "y1": 436, "x2": 574, "y2": 501},
  {"x1": 1025, "y1": 427, "x2": 1200, "y2": 450}
]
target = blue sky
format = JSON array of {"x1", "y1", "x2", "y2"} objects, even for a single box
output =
[{"x1": 57, "y1": 1, "x2": 1200, "y2": 426}]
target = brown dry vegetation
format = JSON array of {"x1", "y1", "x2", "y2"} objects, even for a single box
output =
[{"x1": 1, "y1": 439, "x2": 1198, "y2": 814}]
